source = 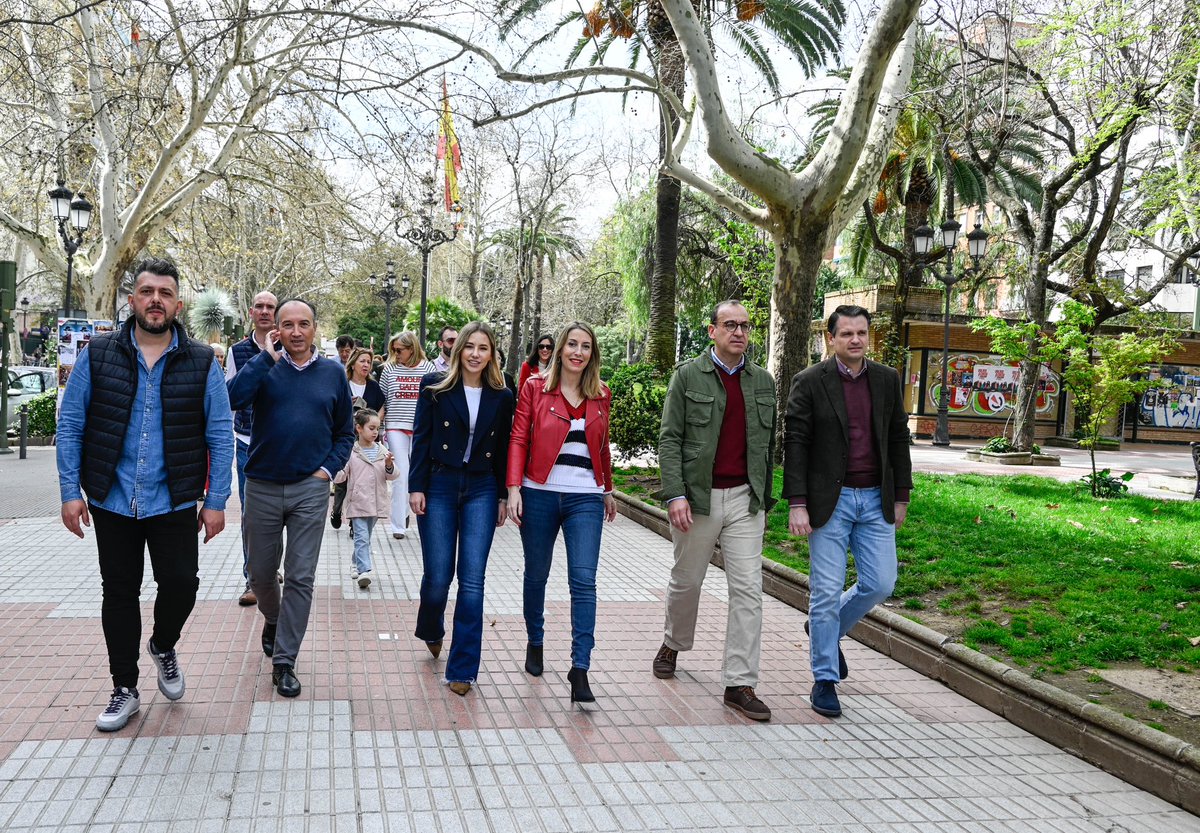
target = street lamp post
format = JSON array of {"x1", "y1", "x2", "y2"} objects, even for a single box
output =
[
  {"x1": 18, "y1": 297, "x2": 29, "y2": 334},
  {"x1": 395, "y1": 177, "x2": 464, "y2": 345},
  {"x1": 48, "y1": 181, "x2": 93, "y2": 318},
  {"x1": 913, "y1": 220, "x2": 990, "y2": 447},
  {"x1": 368, "y1": 260, "x2": 411, "y2": 349}
]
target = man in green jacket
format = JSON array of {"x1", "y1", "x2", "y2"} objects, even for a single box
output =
[{"x1": 654, "y1": 300, "x2": 777, "y2": 720}]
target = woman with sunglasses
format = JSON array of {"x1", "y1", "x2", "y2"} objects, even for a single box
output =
[
  {"x1": 518, "y1": 335, "x2": 555, "y2": 393},
  {"x1": 507, "y1": 322, "x2": 617, "y2": 705},
  {"x1": 378, "y1": 332, "x2": 434, "y2": 539}
]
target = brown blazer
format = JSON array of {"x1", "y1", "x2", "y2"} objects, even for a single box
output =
[{"x1": 782, "y1": 358, "x2": 913, "y2": 529}]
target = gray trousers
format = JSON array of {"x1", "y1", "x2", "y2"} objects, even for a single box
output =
[{"x1": 244, "y1": 476, "x2": 329, "y2": 667}]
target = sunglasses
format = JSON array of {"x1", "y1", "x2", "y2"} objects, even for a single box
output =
[{"x1": 538, "y1": 344, "x2": 553, "y2": 351}]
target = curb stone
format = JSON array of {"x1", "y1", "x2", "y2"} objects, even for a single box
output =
[{"x1": 612, "y1": 489, "x2": 1200, "y2": 815}]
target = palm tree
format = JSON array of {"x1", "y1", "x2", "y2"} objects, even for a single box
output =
[
  {"x1": 498, "y1": 0, "x2": 844, "y2": 371},
  {"x1": 488, "y1": 203, "x2": 584, "y2": 370}
]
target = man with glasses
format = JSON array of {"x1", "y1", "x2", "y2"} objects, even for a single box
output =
[
  {"x1": 432, "y1": 326, "x2": 457, "y2": 373},
  {"x1": 654, "y1": 300, "x2": 777, "y2": 720}
]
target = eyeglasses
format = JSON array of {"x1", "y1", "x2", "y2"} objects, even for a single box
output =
[
  {"x1": 538, "y1": 344, "x2": 553, "y2": 351},
  {"x1": 717, "y1": 321, "x2": 754, "y2": 333}
]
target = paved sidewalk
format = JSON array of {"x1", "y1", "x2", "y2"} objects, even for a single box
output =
[{"x1": 0, "y1": 492, "x2": 1196, "y2": 832}]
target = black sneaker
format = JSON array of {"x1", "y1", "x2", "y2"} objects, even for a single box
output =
[
  {"x1": 330, "y1": 512, "x2": 342, "y2": 530},
  {"x1": 96, "y1": 687, "x2": 140, "y2": 731}
]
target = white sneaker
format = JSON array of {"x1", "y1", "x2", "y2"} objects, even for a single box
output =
[
  {"x1": 96, "y1": 687, "x2": 140, "y2": 731},
  {"x1": 358, "y1": 571, "x2": 372, "y2": 589},
  {"x1": 350, "y1": 569, "x2": 360, "y2": 581},
  {"x1": 147, "y1": 639, "x2": 185, "y2": 700}
]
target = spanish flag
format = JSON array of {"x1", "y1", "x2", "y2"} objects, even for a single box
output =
[{"x1": 436, "y1": 79, "x2": 462, "y2": 212}]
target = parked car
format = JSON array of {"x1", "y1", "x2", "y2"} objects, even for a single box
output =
[{"x1": 4, "y1": 366, "x2": 56, "y2": 429}]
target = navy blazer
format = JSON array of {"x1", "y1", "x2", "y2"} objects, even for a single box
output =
[{"x1": 408, "y1": 372, "x2": 514, "y2": 496}]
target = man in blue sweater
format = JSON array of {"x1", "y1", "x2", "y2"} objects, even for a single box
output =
[{"x1": 228, "y1": 298, "x2": 354, "y2": 697}]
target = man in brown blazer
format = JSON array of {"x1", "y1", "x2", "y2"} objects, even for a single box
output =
[{"x1": 783, "y1": 304, "x2": 913, "y2": 718}]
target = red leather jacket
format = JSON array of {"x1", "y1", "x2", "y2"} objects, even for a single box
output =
[{"x1": 507, "y1": 376, "x2": 613, "y2": 491}]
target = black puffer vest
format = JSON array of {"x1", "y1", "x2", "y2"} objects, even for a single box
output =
[{"x1": 81, "y1": 318, "x2": 214, "y2": 506}]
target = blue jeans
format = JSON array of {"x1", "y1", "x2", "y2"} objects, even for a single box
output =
[
  {"x1": 236, "y1": 438, "x2": 250, "y2": 582},
  {"x1": 807, "y1": 487, "x2": 897, "y2": 682},
  {"x1": 350, "y1": 517, "x2": 375, "y2": 573},
  {"x1": 414, "y1": 469, "x2": 498, "y2": 683},
  {"x1": 520, "y1": 488, "x2": 604, "y2": 670}
]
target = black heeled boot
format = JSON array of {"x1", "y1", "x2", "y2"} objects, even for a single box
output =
[
  {"x1": 567, "y1": 667, "x2": 594, "y2": 703},
  {"x1": 525, "y1": 644, "x2": 544, "y2": 677}
]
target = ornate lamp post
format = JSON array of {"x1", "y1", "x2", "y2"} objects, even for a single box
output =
[
  {"x1": 367, "y1": 260, "x2": 411, "y2": 348},
  {"x1": 913, "y1": 220, "x2": 989, "y2": 447},
  {"x1": 395, "y1": 176, "x2": 464, "y2": 345},
  {"x1": 19, "y1": 297, "x2": 29, "y2": 334},
  {"x1": 48, "y1": 181, "x2": 93, "y2": 318}
]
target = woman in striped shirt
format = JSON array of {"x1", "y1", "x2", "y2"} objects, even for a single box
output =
[
  {"x1": 379, "y1": 332, "x2": 434, "y2": 539},
  {"x1": 507, "y1": 322, "x2": 617, "y2": 705}
]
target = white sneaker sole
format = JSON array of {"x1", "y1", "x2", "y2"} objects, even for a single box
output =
[
  {"x1": 96, "y1": 700, "x2": 140, "y2": 732},
  {"x1": 358, "y1": 574, "x2": 372, "y2": 588}
]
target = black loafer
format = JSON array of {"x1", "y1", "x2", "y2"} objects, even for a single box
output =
[
  {"x1": 805, "y1": 619, "x2": 848, "y2": 680},
  {"x1": 262, "y1": 622, "x2": 276, "y2": 658},
  {"x1": 272, "y1": 664, "x2": 301, "y2": 697},
  {"x1": 525, "y1": 644, "x2": 543, "y2": 677}
]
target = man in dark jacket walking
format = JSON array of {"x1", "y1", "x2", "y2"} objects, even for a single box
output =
[
  {"x1": 783, "y1": 305, "x2": 913, "y2": 718},
  {"x1": 57, "y1": 258, "x2": 233, "y2": 731}
]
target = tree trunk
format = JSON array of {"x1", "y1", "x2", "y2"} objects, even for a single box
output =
[
  {"x1": 645, "y1": 0, "x2": 687, "y2": 372},
  {"x1": 532, "y1": 253, "x2": 544, "y2": 342},
  {"x1": 506, "y1": 251, "x2": 527, "y2": 377},
  {"x1": 767, "y1": 219, "x2": 829, "y2": 447}
]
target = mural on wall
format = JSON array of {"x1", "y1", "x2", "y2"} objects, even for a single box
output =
[
  {"x1": 1138, "y1": 364, "x2": 1200, "y2": 429},
  {"x1": 926, "y1": 351, "x2": 1060, "y2": 418}
]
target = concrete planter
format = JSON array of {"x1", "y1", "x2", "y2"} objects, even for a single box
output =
[
  {"x1": 979, "y1": 451, "x2": 1033, "y2": 465},
  {"x1": 1030, "y1": 453, "x2": 1061, "y2": 466},
  {"x1": 964, "y1": 450, "x2": 981, "y2": 461}
]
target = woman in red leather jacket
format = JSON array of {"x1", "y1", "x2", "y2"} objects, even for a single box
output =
[{"x1": 507, "y1": 322, "x2": 617, "y2": 705}]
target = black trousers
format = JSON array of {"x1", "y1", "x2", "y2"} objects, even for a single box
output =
[
  {"x1": 332, "y1": 480, "x2": 347, "y2": 517},
  {"x1": 91, "y1": 505, "x2": 200, "y2": 689}
]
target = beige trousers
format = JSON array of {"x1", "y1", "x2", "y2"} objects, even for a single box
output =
[{"x1": 663, "y1": 484, "x2": 765, "y2": 688}]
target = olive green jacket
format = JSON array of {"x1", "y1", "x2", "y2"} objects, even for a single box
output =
[{"x1": 657, "y1": 350, "x2": 777, "y2": 517}]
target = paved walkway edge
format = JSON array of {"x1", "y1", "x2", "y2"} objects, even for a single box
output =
[{"x1": 613, "y1": 490, "x2": 1200, "y2": 815}]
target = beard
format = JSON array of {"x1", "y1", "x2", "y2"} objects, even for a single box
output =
[{"x1": 134, "y1": 306, "x2": 174, "y2": 335}]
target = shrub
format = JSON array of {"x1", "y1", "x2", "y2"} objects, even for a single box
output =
[
  {"x1": 25, "y1": 391, "x2": 57, "y2": 436},
  {"x1": 981, "y1": 435, "x2": 1017, "y2": 453},
  {"x1": 1077, "y1": 468, "x2": 1134, "y2": 499},
  {"x1": 607, "y1": 363, "x2": 668, "y2": 459}
]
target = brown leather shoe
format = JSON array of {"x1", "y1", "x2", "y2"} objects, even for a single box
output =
[
  {"x1": 238, "y1": 587, "x2": 256, "y2": 606},
  {"x1": 448, "y1": 681, "x2": 471, "y2": 696},
  {"x1": 723, "y1": 686, "x2": 771, "y2": 721},
  {"x1": 426, "y1": 641, "x2": 442, "y2": 659},
  {"x1": 652, "y1": 643, "x2": 678, "y2": 679}
]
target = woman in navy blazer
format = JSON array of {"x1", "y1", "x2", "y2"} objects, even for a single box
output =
[{"x1": 409, "y1": 321, "x2": 513, "y2": 696}]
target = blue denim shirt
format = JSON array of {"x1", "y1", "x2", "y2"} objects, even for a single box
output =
[{"x1": 57, "y1": 329, "x2": 234, "y2": 516}]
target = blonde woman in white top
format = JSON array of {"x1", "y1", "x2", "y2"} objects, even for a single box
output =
[{"x1": 379, "y1": 332, "x2": 434, "y2": 538}]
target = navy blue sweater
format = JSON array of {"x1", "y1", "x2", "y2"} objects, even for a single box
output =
[{"x1": 227, "y1": 350, "x2": 354, "y2": 483}]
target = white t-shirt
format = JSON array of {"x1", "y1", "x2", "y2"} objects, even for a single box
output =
[
  {"x1": 349, "y1": 381, "x2": 366, "y2": 399},
  {"x1": 463, "y1": 385, "x2": 482, "y2": 462}
]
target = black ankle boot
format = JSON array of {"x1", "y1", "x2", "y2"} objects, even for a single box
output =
[
  {"x1": 567, "y1": 667, "x2": 594, "y2": 703},
  {"x1": 525, "y1": 644, "x2": 544, "y2": 677},
  {"x1": 261, "y1": 622, "x2": 276, "y2": 658}
]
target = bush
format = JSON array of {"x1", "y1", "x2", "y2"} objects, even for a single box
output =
[
  {"x1": 607, "y1": 363, "x2": 669, "y2": 459},
  {"x1": 25, "y1": 391, "x2": 57, "y2": 436},
  {"x1": 1078, "y1": 468, "x2": 1134, "y2": 499},
  {"x1": 981, "y1": 435, "x2": 1017, "y2": 453}
]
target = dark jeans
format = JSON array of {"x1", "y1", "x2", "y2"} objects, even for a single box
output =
[
  {"x1": 414, "y1": 469, "x2": 498, "y2": 683},
  {"x1": 520, "y1": 488, "x2": 604, "y2": 670},
  {"x1": 92, "y1": 504, "x2": 200, "y2": 689}
]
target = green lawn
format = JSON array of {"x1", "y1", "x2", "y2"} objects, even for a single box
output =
[{"x1": 613, "y1": 467, "x2": 1200, "y2": 675}]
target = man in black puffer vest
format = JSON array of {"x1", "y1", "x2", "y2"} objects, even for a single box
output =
[{"x1": 57, "y1": 259, "x2": 234, "y2": 732}]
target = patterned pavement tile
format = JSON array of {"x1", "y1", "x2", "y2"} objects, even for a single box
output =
[{"x1": 0, "y1": 493, "x2": 1194, "y2": 832}]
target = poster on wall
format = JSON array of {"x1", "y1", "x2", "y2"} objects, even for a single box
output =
[
  {"x1": 56, "y1": 318, "x2": 115, "y2": 392},
  {"x1": 926, "y1": 351, "x2": 1060, "y2": 419},
  {"x1": 1137, "y1": 364, "x2": 1200, "y2": 429}
]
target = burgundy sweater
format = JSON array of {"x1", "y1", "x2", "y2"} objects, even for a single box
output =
[{"x1": 712, "y1": 367, "x2": 749, "y2": 488}]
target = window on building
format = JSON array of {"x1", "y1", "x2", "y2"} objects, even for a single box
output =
[
  {"x1": 1104, "y1": 268, "x2": 1124, "y2": 285},
  {"x1": 1135, "y1": 265, "x2": 1153, "y2": 290}
]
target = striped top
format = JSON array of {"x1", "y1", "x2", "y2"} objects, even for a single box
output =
[
  {"x1": 380, "y1": 360, "x2": 435, "y2": 431},
  {"x1": 523, "y1": 399, "x2": 602, "y2": 494}
]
